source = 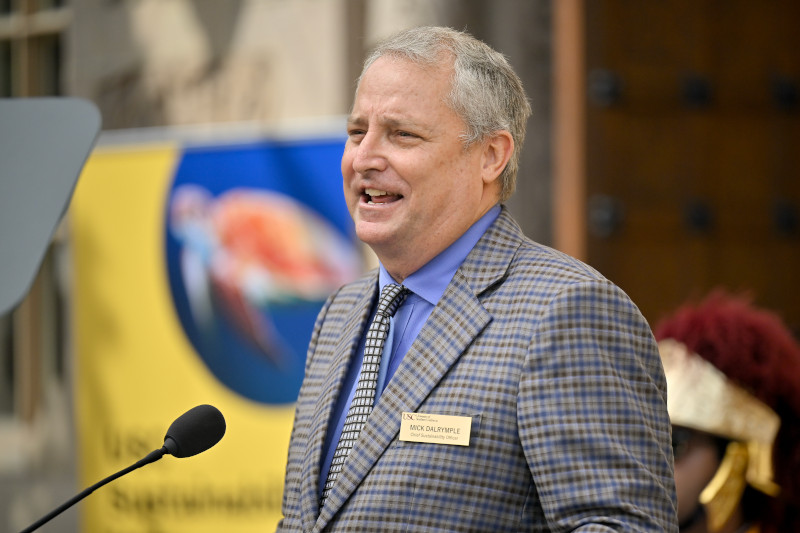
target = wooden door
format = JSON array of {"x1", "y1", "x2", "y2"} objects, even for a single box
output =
[{"x1": 557, "y1": 0, "x2": 800, "y2": 331}]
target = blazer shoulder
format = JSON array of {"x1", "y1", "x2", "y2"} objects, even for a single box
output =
[
  {"x1": 514, "y1": 237, "x2": 607, "y2": 286},
  {"x1": 488, "y1": 208, "x2": 610, "y2": 289}
]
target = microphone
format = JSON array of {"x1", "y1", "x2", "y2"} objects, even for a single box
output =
[
  {"x1": 20, "y1": 404, "x2": 226, "y2": 533},
  {"x1": 164, "y1": 404, "x2": 226, "y2": 458}
]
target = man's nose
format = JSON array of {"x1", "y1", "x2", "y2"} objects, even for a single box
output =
[{"x1": 351, "y1": 132, "x2": 387, "y2": 174}]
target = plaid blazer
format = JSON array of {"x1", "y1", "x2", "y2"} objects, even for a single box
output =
[{"x1": 278, "y1": 208, "x2": 678, "y2": 532}]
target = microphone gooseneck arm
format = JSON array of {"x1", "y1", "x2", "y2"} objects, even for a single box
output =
[
  {"x1": 20, "y1": 447, "x2": 167, "y2": 533},
  {"x1": 18, "y1": 404, "x2": 225, "y2": 533}
]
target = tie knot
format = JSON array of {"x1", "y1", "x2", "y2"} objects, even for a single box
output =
[{"x1": 376, "y1": 283, "x2": 408, "y2": 318}]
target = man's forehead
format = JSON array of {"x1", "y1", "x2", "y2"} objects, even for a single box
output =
[{"x1": 345, "y1": 56, "x2": 461, "y2": 131}]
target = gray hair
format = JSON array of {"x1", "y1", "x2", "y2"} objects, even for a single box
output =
[{"x1": 359, "y1": 26, "x2": 531, "y2": 202}]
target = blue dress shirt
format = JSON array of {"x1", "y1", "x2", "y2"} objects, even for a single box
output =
[{"x1": 318, "y1": 205, "x2": 501, "y2": 497}]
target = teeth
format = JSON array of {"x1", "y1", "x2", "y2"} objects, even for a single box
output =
[{"x1": 365, "y1": 188, "x2": 389, "y2": 197}]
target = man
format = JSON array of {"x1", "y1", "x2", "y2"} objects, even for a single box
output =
[
  {"x1": 278, "y1": 26, "x2": 677, "y2": 532},
  {"x1": 655, "y1": 291, "x2": 800, "y2": 533}
]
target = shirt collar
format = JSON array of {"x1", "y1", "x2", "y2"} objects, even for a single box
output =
[{"x1": 379, "y1": 204, "x2": 501, "y2": 306}]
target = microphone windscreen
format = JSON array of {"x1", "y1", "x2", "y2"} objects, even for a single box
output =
[{"x1": 163, "y1": 404, "x2": 226, "y2": 458}]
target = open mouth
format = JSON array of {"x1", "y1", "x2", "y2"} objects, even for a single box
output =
[{"x1": 364, "y1": 188, "x2": 403, "y2": 205}]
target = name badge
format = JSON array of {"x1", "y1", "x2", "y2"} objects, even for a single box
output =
[{"x1": 399, "y1": 412, "x2": 471, "y2": 446}]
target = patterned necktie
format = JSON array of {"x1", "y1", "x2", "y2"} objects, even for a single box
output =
[{"x1": 321, "y1": 283, "x2": 409, "y2": 507}]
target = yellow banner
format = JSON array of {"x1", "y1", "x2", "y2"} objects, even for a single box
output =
[{"x1": 72, "y1": 144, "x2": 296, "y2": 531}]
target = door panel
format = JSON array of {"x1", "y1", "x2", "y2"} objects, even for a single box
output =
[{"x1": 581, "y1": 0, "x2": 800, "y2": 330}]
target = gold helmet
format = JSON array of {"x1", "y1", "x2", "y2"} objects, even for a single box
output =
[{"x1": 659, "y1": 339, "x2": 780, "y2": 531}]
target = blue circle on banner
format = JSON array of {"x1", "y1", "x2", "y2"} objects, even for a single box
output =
[{"x1": 164, "y1": 138, "x2": 359, "y2": 405}]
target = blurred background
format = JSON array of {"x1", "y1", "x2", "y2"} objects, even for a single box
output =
[{"x1": 1, "y1": 0, "x2": 798, "y2": 531}]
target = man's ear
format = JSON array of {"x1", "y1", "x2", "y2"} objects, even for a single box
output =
[{"x1": 481, "y1": 130, "x2": 514, "y2": 185}]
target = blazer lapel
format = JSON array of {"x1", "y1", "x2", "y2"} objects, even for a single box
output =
[
  {"x1": 379, "y1": 270, "x2": 493, "y2": 415},
  {"x1": 300, "y1": 275, "x2": 377, "y2": 533},
  {"x1": 314, "y1": 272, "x2": 491, "y2": 532}
]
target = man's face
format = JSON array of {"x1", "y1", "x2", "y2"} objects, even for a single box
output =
[
  {"x1": 342, "y1": 55, "x2": 499, "y2": 280},
  {"x1": 672, "y1": 426, "x2": 724, "y2": 531}
]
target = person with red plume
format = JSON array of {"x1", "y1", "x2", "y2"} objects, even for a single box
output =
[{"x1": 654, "y1": 291, "x2": 800, "y2": 533}]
